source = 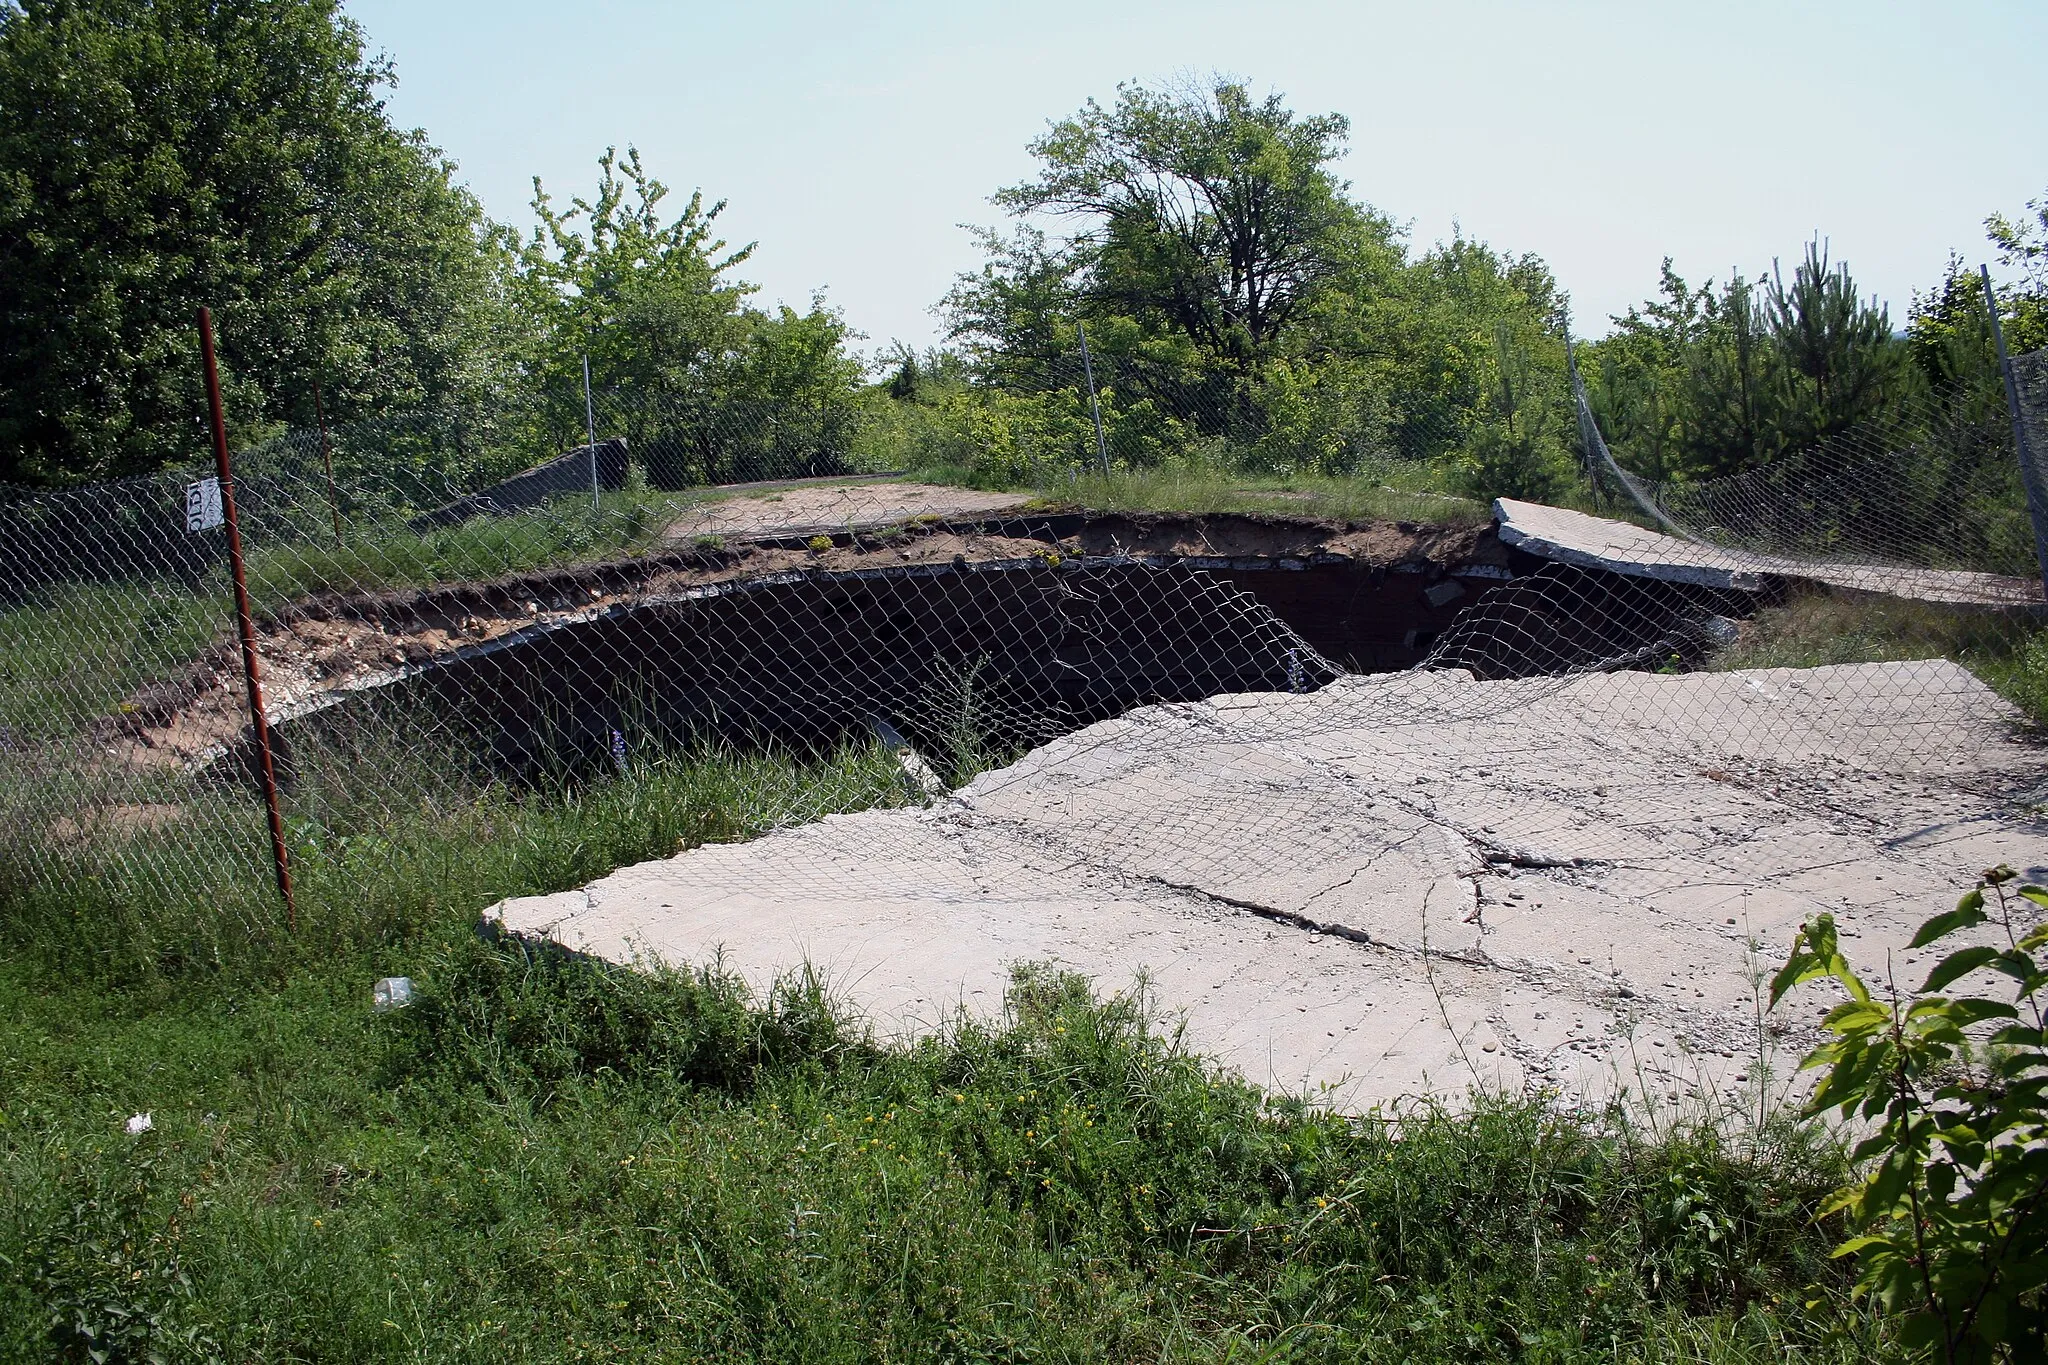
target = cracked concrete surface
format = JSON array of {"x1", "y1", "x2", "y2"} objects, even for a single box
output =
[{"x1": 489, "y1": 660, "x2": 2048, "y2": 1112}]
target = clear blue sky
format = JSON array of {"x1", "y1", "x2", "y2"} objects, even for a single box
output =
[{"x1": 344, "y1": 0, "x2": 2046, "y2": 361}]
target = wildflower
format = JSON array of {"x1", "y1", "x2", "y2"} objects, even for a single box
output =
[{"x1": 124, "y1": 1113, "x2": 152, "y2": 1135}]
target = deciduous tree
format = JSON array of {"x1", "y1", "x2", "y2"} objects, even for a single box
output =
[{"x1": 0, "y1": 0, "x2": 505, "y2": 483}]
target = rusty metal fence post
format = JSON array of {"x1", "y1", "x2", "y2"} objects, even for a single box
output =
[{"x1": 198, "y1": 307, "x2": 296, "y2": 926}]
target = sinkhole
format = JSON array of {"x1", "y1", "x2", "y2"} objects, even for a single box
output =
[{"x1": 247, "y1": 511, "x2": 1765, "y2": 791}]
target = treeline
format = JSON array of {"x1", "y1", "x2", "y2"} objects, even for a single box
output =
[
  {"x1": 0, "y1": 0, "x2": 860, "y2": 488},
  {"x1": 1583, "y1": 245, "x2": 2046, "y2": 486},
  {"x1": 4, "y1": 0, "x2": 2045, "y2": 503},
  {"x1": 883, "y1": 78, "x2": 1581, "y2": 500},
  {"x1": 887, "y1": 77, "x2": 2048, "y2": 503}
]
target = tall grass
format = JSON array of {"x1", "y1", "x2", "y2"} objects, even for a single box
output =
[
  {"x1": 907, "y1": 455, "x2": 1497, "y2": 527},
  {"x1": 1710, "y1": 586, "x2": 2048, "y2": 724},
  {"x1": 1, "y1": 738, "x2": 911, "y2": 987},
  {"x1": 0, "y1": 581, "x2": 223, "y2": 733},
  {"x1": 0, "y1": 936, "x2": 1880, "y2": 1363},
  {"x1": 238, "y1": 481, "x2": 690, "y2": 607}
]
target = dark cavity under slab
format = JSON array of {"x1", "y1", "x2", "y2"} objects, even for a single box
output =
[
  {"x1": 276, "y1": 560, "x2": 1346, "y2": 786},
  {"x1": 264, "y1": 540, "x2": 1769, "y2": 789}
]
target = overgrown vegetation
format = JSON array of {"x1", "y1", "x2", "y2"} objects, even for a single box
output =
[
  {"x1": 8, "y1": 9, "x2": 2048, "y2": 1357},
  {"x1": 2, "y1": 927, "x2": 1878, "y2": 1362},
  {"x1": 1, "y1": 739, "x2": 910, "y2": 987},
  {"x1": 1708, "y1": 587, "x2": 2048, "y2": 725}
]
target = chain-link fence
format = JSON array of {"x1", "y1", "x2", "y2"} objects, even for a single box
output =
[{"x1": 3, "y1": 344, "x2": 2046, "y2": 1007}]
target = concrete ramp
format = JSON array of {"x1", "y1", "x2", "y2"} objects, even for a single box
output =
[
  {"x1": 490, "y1": 662, "x2": 2048, "y2": 1113},
  {"x1": 1496, "y1": 498, "x2": 2042, "y2": 607}
]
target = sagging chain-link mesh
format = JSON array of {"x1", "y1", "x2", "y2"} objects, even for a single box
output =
[{"x1": 3, "y1": 358, "x2": 2047, "y2": 1044}]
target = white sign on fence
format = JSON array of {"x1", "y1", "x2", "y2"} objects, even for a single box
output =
[{"x1": 185, "y1": 476, "x2": 223, "y2": 533}]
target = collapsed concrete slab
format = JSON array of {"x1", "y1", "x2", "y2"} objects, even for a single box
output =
[
  {"x1": 489, "y1": 661, "x2": 2048, "y2": 1113},
  {"x1": 1496, "y1": 498, "x2": 2042, "y2": 607}
]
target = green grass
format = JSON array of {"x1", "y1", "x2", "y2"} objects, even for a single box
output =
[
  {"x1": 0, "y1": 540, "x2": 1959, "y2": 1362},
  {"x1": 904, "y1": 458, "x2": 1492, "y2": 527},
  {"x1": 0, "y1": 932, "x2": 1885, "y2": 1363},
  {"x1": 0, "y1": 696, "x2": 1900, "y2": 1362},
  {"x1": 0, "y1": 483, "x2": 698, "y2": 743},
  {"x1": 0, "y1": 580, "x2": 223, "y2": 733},
  {"x1": 2, "y1": 739, "x2": 913, "y2": 987},
  {"x1": 239, "y1": 482, "x2": 689, "y2": 607},
  {"x1": 1710, "y1": 586, "x2": 2048, "y2": 724}
]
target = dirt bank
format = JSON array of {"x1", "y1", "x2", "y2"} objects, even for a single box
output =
[{"x1": 103, "y1": 508, "x2": 1504, "y2": 771}]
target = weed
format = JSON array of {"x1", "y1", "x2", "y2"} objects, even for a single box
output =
[{"x1": 0, "y1": 739, "x2": 910, "y2": 987}]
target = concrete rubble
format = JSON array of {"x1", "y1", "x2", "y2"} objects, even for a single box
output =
[
  {"x1": 1496, "y1": 498, "x2": 2043, "y2": 606},
  {"x1": 491, "y1": 660, "x2": 2048, "y2": 1113}
]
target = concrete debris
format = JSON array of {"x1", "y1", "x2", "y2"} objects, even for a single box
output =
[
  {"x1": 491, "y1": 660, "x2": 2048, "y2": 1113},
  {"x1": 1496, "y1": 498, "x2": 2042, "y2": 606}
]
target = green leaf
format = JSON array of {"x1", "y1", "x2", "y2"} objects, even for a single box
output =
[
  {"x1": 1911, "y1": 895, "x2": 1987, "y2": 948},
  {"x1": 1824, "y1": 1000, "x2": 1891, "y2": 1034},
  {"x1": 1988, "y1": 950, "x2": 2040, "y2": 984},
  {"x1": 1770, "y1": 917, "x2": 1837, "y2": 1006},
  {"x1": 1922, "y1": 946, "x2": 2001, "y2": 992},
  {"x1": 1944, "y1": 998, "x2": 2018, "y2": 1028},
  {"x1": 1831, "y1": 1234, "x2": 1893, "y2": 1259}
]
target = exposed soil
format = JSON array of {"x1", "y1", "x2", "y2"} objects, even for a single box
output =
[
  {"x1": 100, "y1": 508, "x2": 1505, "y2": 773},
  {"x1": 664, "y1": 480, "x2": 1035, "y2": 540}
]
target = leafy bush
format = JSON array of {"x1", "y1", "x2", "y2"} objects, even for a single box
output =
[
  {"x1": 1773, "y1": 866, "x2": 2048, "y2": 1361},
  {"x1": 1458, "y1": 417, "x2": 1572, "y2": 503},
  {"x1": 23, "y1": 1140, "x2": 218, "y2": 1363}
]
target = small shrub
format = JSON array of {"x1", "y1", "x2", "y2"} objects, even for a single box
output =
[
  {"x1": 27, "y1": 1142, "x2": 217, "y2": 1363},
  {"x1": 1459, "y1": 418, "x2": 1572, "y2": 503},
  {"x1": 1773, "y1": 866, "x2": 2048, "y2": 1361}
]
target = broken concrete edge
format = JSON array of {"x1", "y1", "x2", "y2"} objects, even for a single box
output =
[
  {"x1": 1494, "y1": 497, "x2": 2045, "y2": 606},
  {"x1": 114, "y1": 512, "x2": 1512, "y2": 769},
  {"x1": 471, "y1": 797, "x2": 1797, "y2": 1126},
  {"x1": 1493, "y1": 499, "x2": 1775, "y2": 593},
  {"x1": 473, "y1": 657, "x2": 2035, "y2": 1120},
  {"x1": 253, "y1": 507, "x2": 1495, "y2": 635},
  {"x1": 196, "y1": 550, "x2": 1509, "y2": 742}
]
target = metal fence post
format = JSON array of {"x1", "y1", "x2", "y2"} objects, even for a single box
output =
[
  {"x1": 1982, "y1": 266, "x2": 2048, "y2": 605},
  {"x1": 1077, "y1": 322, "x2": 1111, "y2": 478},
  {"x1": 198, "y1": 307, "x2": 296, "y2": 927},
  {"x1": 583, "y1": 353, "x2": 601, "y2": 510}
]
